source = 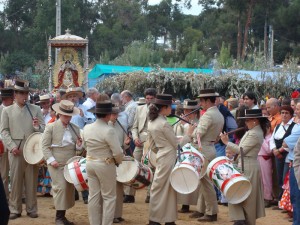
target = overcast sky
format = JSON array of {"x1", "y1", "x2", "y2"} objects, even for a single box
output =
[{"x1": 148, "y1": 0, "x2": 203, "y2": 15}]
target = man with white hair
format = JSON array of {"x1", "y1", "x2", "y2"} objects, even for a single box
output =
[
  {"x1": 120, "y1": 90, "x2": 137, "y2": 131},
  {"x1": 83, "y1": 88, "x2": 99, "y2": 110}
]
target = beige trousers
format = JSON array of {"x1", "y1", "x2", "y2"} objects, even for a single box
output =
[
  {"x1": 197, "y1": 174, "x2": 218, "y2": 215},
  {"x1": 114, "y1": 181, "x2": 124, "y2": 218},
  {"x1": 9, "y1": 150, "x2": 39, "y2": 214},
  {"x1": 0, "y1": 151, "x2": 9, "y2": 198},
  {"x1": 87, "y1": 161, "x2": 116, "y2": 225}
]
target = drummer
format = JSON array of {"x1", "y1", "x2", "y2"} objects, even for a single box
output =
[
  {"x1": 0, "y1": 80, "x2": 45, "y2": 220},
  {"x1": 42, "y1": 100, "x2": 82, "y2": 225},
  {"x1": 187, "y1": 89, "x2": 224, "y2": 222},
  {"x1": 220, "y1": 109, "x2": 268, "y2": 225},
  {"x1": 174, "y1": 99, "x2": 200, "y2": 213},
  {"x1": 108, "y1": 103, "x2": 128, "y2": 223},
  {"x1": 0, "y1": 87, "x2": 14, "y2": 199},
  {"x1": 82, "y1": 101, "x2": 123, "y2": 225},
  {"x1": 147, "y1": 94, "x2": 177, "y2": 225}
]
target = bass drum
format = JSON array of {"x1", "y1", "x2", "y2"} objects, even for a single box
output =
[{"x1": 23, "y1": 132, "x2": 44, "y2": 165}]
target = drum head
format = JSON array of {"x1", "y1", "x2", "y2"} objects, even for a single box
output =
[
  {"x1": 170, "y1": 166, "x2": 199, "y2": 194},
  {"x1": 64, "y1": 156, "x2": 82, "y2": 183},
  {"x1": 224, "y1": 177, "x2": 252, "y2": 204},
  {"x1": 116, "y1": 158, "x2": 138, "y2": 183},
  {"x1": 23, "y1": 132, "x2": 43, "y2": 164}
]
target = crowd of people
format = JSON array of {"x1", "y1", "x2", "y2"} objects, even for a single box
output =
[{"x1": 1, "y1": 79, "x2": 300, "y2": 225}]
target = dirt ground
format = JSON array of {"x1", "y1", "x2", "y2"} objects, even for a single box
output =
[{"x1": 9, "y1": 189, "x2": 291, "y2": 225}]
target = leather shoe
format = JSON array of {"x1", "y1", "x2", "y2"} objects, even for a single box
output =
[
  {"x1": 123, "y1": 195, "x2": 135, "y2": 203},
  {"x1": 148, "y1": 221, "x2": 161, "y2": 225},
  {"x1": 56, "y1": 218, "x2": 74, "y2": 225},
  {"x1": 165, "y1": 223, "x2": 176, "y2": 225},
  {"x1": 178, "y1": 205, "x2": 190, "y2": 213},
  {"x1": 113, "y1": 218, "x2": 120, "y2": 223},
  {"x1": 83, "y1": 199, "x2": 88, "y2": 204},
  {"x1": 233, "y1": 220, "x2": 246, "y2": 225},
  {"x1": 189, "y1": 211, "x2": 204, "y2": 218},
  {"x1": 117, "y1": 217, "x2": 125, "y2": 221},
  {"x1": 197, "y1": 214, "x2": 217, "y2": 222},
  {"x1": 9, "y1": 213, "x2": 21, "y2": 220},
  {"x1": 27, "y1": 212, "x2": 38, "y2": 218},
  {"x1": 264, "y1": 200, "x2": 272, "y2": 208},
  {"x1": 145, "y1": 195, "x2": 150, "y2": 203}
]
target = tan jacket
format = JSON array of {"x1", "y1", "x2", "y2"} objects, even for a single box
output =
[
  {"x1": 1, "y1": 103, "x2": 45, "y2": 151},
  {"x1": 196, "y1": 106, "x2": 224, "y2": 161},
  {"x1": 226, "y1": 125, "x2": 264, "y2": 157},
  {"x1": 83, "y1": 119, "x2": 123, "y2": 164},
  {"x1": 132, "y1": 104, "x2": 148, "y2": 141},
  {"x1": 42, "y1": 120, "x2": 80, "y2": 163}
]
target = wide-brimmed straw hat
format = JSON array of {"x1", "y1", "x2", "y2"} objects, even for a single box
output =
[
  {"x1": 197, "y1": 88, "x2": 219, "y2": 98},
  {"x1": 23, "y1": 132, "x2": 43, "y2": 165},
  {"x1": 136, "y1": 97, "x2": 146, "y2": 105},
  {"x1": 88, "y1": 101, "x2": 113, "y2": 114},
  {"x1": 237, "y1": 109, "x2": 268, "y2": 119},
  {"x1": 52, "y1": 100, "x2": 80, "y2": 116},
  {"x1": 62, "y1": 87, "x2": 84, "y2": 99},
  {"x1": 154, "y1": 94, "x2": 173, "y2": 105},
  {"x1": 13, "y1": 79, "x2": 32, "y2": 92},
  {"x1": 0, "y1": 88, "x2": 14, "y2": 98},
  {"x1": 183, "y1": 99, "x2": 198, "y2": 109},
  {"x1": 37, "y1": 94, "x2": 51, "y2": 103}
]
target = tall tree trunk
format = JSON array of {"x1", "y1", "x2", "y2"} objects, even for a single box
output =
[
  {"x1": 264, "y1": 5, "x2": 269, "y2": 60},
  {"x1": 237, "y1": 11, "x2": 242, "y2": 61},
  {"x1": 241, "y1": 0, "x2": 255, "y2": 61}
]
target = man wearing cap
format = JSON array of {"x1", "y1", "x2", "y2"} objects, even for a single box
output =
[
  {"x1": 189, "y1": 88, "x2": 224, "y2": 222},
  {"x1": 0, "y1": 80, "x2": 45, "y2": 220},
  {"x1": 64, "y1": 87, "x2": 91, "y2": 128},
  {"x1": 125, "y1": 88, "x2": 156, "y2": 203},
  {"x1": 39, "y1": 94, "x2": 52, "y2": 124},
  {"x1": 0, "y1": 88, "x2": 14, "y2": 199},
  {"x1": 82, "y1": 101, "x2": 123, "y2": 225},
  {"x1": 42, "y1": 100, "x2": 82, "y2": 225},
  {"x1": 64, "y1": 87, "x2": 90, "y2": 203}
]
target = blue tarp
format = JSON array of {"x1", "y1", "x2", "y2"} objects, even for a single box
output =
[{"x1": 88, "y1": 64, "x2": 213, "y2": 87}]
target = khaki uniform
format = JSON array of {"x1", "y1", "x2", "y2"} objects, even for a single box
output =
[
  {"x1": 127, "y1": 104, "x2": 148, "y2": 196},
  {"x1": 0, "y1": 103, "x2": 44, "y2": 215},
  {"x1": 42, "y1": 120, "x2": 80, "y2": 210},
  {"x1": 196, "y1": 106, "x2": 224, "y2": 216},
  {"x1": 0, "y1": 105, "x2": 9, "y2": 198},
  {"x1": 148, "y1": 115, "x2": 177, "y2": 223},
  {"x1": 83, "y1": 119, "x2": 123, "y2": 225},
  {"x1": 109, "y1": 120, "x2": 126, "y2": 219},
  {"x1": 226, "y1": 125, "x2": 265, "y2": 225}
]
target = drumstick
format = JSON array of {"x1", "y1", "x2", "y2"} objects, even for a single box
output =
[
  {"x1": 25, "y1": 101, "x2": 41, "y2": 130},
  {"x1": 116, "y1": 119, "x2": 129, "y2": 138},
  {"x1": 171, "y1": 106, "x2": 202, "y2": 126},
  {"x1": 171, "y1": 114, "x2": 193, "y2": 126},
  {"x1": 240, "y1": 147, "x2": 244, "y2": 173},
  {"x1": 68, "y1": 123, "x2": 81, "y2": 140}
]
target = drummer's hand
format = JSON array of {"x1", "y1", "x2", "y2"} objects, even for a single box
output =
[
  {"x1": 11, "y1": 147, "x2": 21, "y2": 156},
  {"x1": 180, "y1": 114, "x2": 186, "y2": 125},
  {"x1": 220, "y1": 132, "x2": 229, "y2": 145},
  {"x1": 124, "y1": 136, "x2": 131, "y2": 145},
  {"x1": 50, "y1": 160, "x2": 59, "y2": 168},
  {"x1": 32, "y1": 117, "x2": 39, "y2": 128},
  {"x1": 76, "y1": 138, "x2": 83, "y2": 147},
  {"x1": 134, "y1": 138, "x2": 142, "y2": 147},
  {"x1": 187, "y1": 123, "x2": 196, "y2": 137}
]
